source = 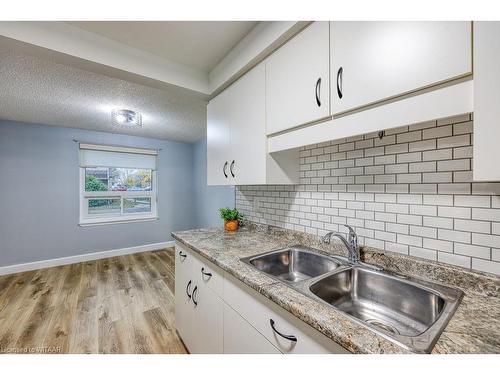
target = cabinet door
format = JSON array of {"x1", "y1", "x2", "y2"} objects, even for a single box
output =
[
  {"x1": 174, "y1": 246, "x2": 194, "y2": 351},
  {"x1": 473, "y1": 22, "x2": 500, "y2": 181},
  {"x1": 266, "y1": 22, "x2": 330, "y2": 135},
  {"x1": 230, "y1": 63, "x2": 267, "y2": 185},
  {"x1": 223, "y1": 272, "x2": 348, "y2": 354},
  {"x1": 193, "y1": 251, "x2": 224, "y2": 298},
  {"x1": 223, "y1": 303, "x2": 280, "y2": 354},
  {"x1": 190, "y1": 283, "x2": 224, "y2": 354},
  {"x1": 331, "y1": 21, "x2": 472, "y2": 115},
  {"x1": 207, "y1": 88, "x2": 231, "y2": 186}
]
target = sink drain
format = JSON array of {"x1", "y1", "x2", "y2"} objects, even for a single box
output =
[{"x1": 365, "y1": 319, "x2": 400, "y2": 335}]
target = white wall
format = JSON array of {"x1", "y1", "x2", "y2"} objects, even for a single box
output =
[{"x1": 237, "y1": 114, "x2": 500, "y2": 276}]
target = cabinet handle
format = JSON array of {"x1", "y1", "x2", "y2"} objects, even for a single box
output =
[
  {"x1": 270, "y1": 319, "x2": 297, "y2": 342},
  {"x1": 336, "y1": 67, "x2": 343, "y2": 99},
  {"x1": 315, "y1": 77, "x2": 322, "y2": 107},
  {"x1": 192, "y1": 286, "x2": 198, "y2": 306},
  {"x1": 179, "y1": 250, "x2": 187, "y2": 260},
  {"x1": 186, "y1": 280, "x2": 192, "y2": 299},
  {"x1": 223, "y1": 161, "x2": 228, "y2": 178},
  {"x1": 201, "y1": 267, "x2": 213, "y2": 279},
  {"x1": 230, "y1": 160, "x2": 235, "y2": 177}
]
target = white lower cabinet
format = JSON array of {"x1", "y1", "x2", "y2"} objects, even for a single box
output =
[
  {"x1": 174, "y1": 245, "x2": 194, "y2": 349},
  {"x1": 223, "y1": 303, "x2": 280, "y2": 354},
  {"x1": 174, "y1": 242, "x2": 349, "y2": 354},
  {"x1": 223, "y1": 272, "x2": 349, "y2": 354},
  {"x1": 175, "y1": 244, "x2": 223, "y2": 353},
  {"x1": 190, "y1": 283, "x2": 223, "y2": 354}
]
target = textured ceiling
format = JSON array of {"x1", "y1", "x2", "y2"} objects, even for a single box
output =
[
  {"x1": 0, "y1": 51, "x2": 207, "y2": 142},
  {"x1": 66, "y1": 21, "x2": 258, "y2": 72}
]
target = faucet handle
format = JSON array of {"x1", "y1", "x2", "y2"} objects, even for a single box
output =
[
  {"x1": 344, "y1": 224, "x2": 356, "y2": 237},
  {"x1": 320, "y1": 231, "x2": 333, "y2": 244},
  {"x1": 344, "y1": 225, "x2": 358, "y2": 246},
  {"x1": 344, "y1": 225, "x2": 360, "y2": 263}
]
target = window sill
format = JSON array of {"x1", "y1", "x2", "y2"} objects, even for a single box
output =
[{"x1": 79, "y1": 216, "x2": 159, "y2": 227}]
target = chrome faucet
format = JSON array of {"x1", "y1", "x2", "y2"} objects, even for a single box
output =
[{"x1": 321, "y1": 225, "x2": 360, "y2": 264}]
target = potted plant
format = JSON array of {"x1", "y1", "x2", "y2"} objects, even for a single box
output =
[{"x1": 219, "y1": 207, "x2": 244, "y2": 232}]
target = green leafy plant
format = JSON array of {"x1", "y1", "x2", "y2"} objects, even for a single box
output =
[
  {"x1": 85, "y1": 176, "x2": 109, "y2": 207},
  {"x1": 219, "y1": 207, "x2": 244, "y2": 223},
  {"x1": 85, "y1": 176, "x2": 108, "y2": 192}
]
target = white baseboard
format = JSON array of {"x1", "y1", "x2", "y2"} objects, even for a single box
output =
[{"x1": 0, "y1": 241, "x2": 175, "y2": 276}]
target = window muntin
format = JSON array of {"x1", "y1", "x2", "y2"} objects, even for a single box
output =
[{"x1": 79, "y1": 144, "x2": 158, "y2": 225}]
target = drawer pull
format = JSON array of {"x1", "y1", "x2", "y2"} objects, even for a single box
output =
[
  {"x1": 201, "y1": 267, "x2": 213, "y2": 278},
  {"x1": 192, "y1": 286, "x2": 198, "y2": 306},
  {"x1": 179, "y1": 251, "x2": 187, "y2": 260},
  {"x1": 270, "y1": 319, "x2": 297, "y2": 342},
  {"x1": 186, "y1": 280, "x2": 192, "y2": 299}
]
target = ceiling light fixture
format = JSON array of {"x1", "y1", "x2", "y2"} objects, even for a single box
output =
[{"x1": 111, "y1": 109, "x2": 142, "y2": 127}]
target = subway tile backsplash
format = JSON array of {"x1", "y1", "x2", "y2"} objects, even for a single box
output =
[{"x1": 236, "y1": 113, "x2": 500, "y2": 276}]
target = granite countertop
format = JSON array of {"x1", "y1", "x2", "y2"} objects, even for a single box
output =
[{"x1": 171, "y1": 224, "x2": 500, "y2": 354}]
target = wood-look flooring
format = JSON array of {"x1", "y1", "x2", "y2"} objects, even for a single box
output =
[{"x1": 0, "y1": 248, "x2": 187, "y2": 354}]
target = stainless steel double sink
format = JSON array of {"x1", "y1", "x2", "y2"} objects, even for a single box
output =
[{"x1": 241, "y1": 245, "x2": 463, "y2": 353}]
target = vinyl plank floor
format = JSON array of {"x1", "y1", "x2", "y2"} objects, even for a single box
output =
[{"x1": 0, "y1": 248, "x2": 187, "y2": 354}]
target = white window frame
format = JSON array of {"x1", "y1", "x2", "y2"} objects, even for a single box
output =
[{"x1": 79, "y1": 166, "x2": 158, "y2": 226}]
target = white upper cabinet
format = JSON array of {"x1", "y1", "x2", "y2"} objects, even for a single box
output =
[
  {"x1": 207, "y1": 88, "x2": 231, "y2": 185},
  {"x1": 266, "y1": 22, "x2": 330, "y2": 135},
  {"x1": 331, "y1": 22, "x2": 472, "y2": 115},
  {"x1": 230, "y1": 64, "x2": 267, "y2": 185},
  {"x1": 207, "y1": 63, "x2": 299, "y2": 186},
  {"x1": 209, "y1": 21, "x2": 475, "y2": 183},
  {"x1": 473, "y1": 22, "x2": 500, "y2": 181}
]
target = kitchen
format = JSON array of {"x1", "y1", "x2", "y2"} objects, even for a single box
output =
[{"x1": 0, "y1": 1, "x2": 499, "y2": 373}]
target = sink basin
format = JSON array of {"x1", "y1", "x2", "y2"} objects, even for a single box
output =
[
  {"x1": 241, "y1": 245, "x2": 463, "y2": 352},
  {"x1": 241, "y1": 246, "x2": 342, "y2": 283},
  {"x1": 309, "y1": 267, "x2": 463, "y2": 352}
]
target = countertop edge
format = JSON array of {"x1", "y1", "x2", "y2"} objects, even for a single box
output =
[
  {"x1": 170, "y1": 228, "x2": 500, "y2": 354},
  {"x1": 171, "y1": 231, "x2": 409, "y2": 354}
]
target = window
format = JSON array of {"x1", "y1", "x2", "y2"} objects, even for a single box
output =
[{"x1": 79, "y1": 143, "x2": 158, "y2": 225}]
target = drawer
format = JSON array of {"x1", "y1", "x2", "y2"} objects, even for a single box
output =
[
  {"x1": 190, "y1": 249, "x2": 224, "y2": 298},
  {"x1": 175, "y1": 244, "x2": 193, "y2": 274},
  {"x1": 223, "y1": 302, "x2": 280, "y2": 354},
  {"x1": 223, "y1": 272, "x2": 348, "y2": 354},
  {"x1": 175, "y1": 242, "x2": 223, "y2": 297}
]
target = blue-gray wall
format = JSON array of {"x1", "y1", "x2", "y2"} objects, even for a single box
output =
[
  {"x1": 192, "y1": 138, "x2": 235, "y2": 228},
  {"x1": 0, "y1": 121, "x2": 235, "y2": 268},
  {"x1": 0, "y1": 121, "x2": 200, "y2": 267}
]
